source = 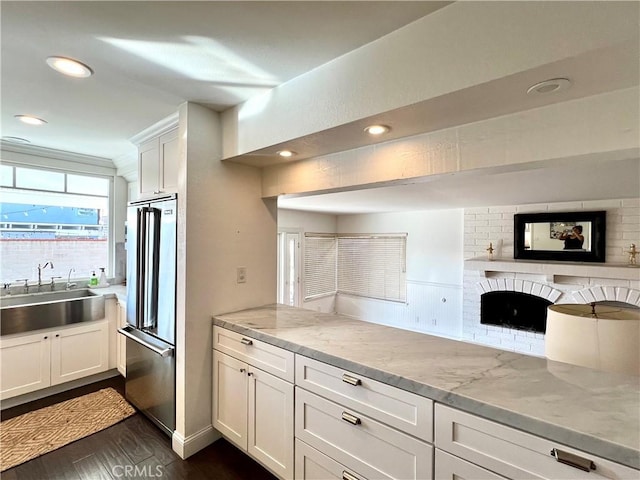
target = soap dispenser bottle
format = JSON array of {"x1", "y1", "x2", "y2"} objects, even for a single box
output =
[
  {"x1": 89, "y1": 271, "x2": 98, "y2": 287},
  {"x1": 98, "y1": 267, "x2": 109, "y2": 287}
]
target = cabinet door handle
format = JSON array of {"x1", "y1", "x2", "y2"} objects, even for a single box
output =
[
  {"x1": 342, "y1": 471, "x2": 362, "y2": 480},
  {"x1": 342, "y1": 373, "x2": 361, "y2": 386},
  {"x1": 240, "y1": 338, "x2": 253, "y2": 346},
  {"x1": 43, "y1": 336, "x2": 48, "y2": 340},
  {"x1": 55, "y1": 334, "x2": 60, "y2": 337},
  {"x1": 247, "y1": 371, "x2": 254, "y2": 377},
  {"x1": 550, "y1": 448, "x2": 596, "y2": 472},
  {"x1": 341, "y1": 411, "x2": 361, "y2": 426},
  {"x1": 240, "y1": 368, "x2": 246, "y2": 373}
]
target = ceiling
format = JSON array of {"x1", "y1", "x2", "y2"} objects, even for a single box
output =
[
  {"x1": 2, "y1": 1, "x2": 638, "y2": 215},
  {"x1": 0, "y1": 1, "x2": 448, "y2": 162}
]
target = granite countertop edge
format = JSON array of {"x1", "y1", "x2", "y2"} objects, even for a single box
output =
[{"x1": 212, "y1": 315, "x2": 640, "y2": 470}]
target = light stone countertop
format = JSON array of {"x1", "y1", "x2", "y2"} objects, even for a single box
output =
[
  {"x1": 89, "y1": 284, "x2": 126, "y2": 303},
  {"x1": 213, "y1": 304, "x2": 640, "y2": 470}
]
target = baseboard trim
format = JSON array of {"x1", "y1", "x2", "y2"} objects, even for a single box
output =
[
  {"x1": 172, "y1": 425, "x2": 220, "y2": 459},
  {"x1": 1, "y1": 369, "x2": 120, "y2": 410}
]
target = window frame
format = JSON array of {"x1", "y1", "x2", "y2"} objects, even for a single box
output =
[
  {"x1": 303, "y1": 232, "x2": 408, "y2": 303},
  {"x1": 0, "y1": 161, "x2": 116, "y2": 280}
]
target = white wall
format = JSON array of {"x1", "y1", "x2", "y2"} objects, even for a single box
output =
[
  {"x1": 223, "y1": 1, "x2": 638, "y2": 157},
  {"x1": 278, "y1": 208, "x2": 337, "y2": 233},
  {"x1": 278, "y1": 208, "x2": 465, "y2": 335},
  {"x1": 337, "y1": 210, "x2": 463, "y2": 284},
  {"x1": 174, "y1": 103, "x2": 277, "y2": 458},
  {"x1": 334, "y1": 209, "x2": 464, "y2": 338}
]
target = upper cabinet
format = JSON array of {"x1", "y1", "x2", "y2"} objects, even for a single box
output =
[
  {"x1": 138, "y1": 127, "x2": 179, "y2": 197},
  {"x1": 130, "y1": 112, "x2": 180, "y2": 199}
]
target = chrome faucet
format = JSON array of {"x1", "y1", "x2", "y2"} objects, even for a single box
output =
[
  {"x1": 50, "y1": 276, "x2": 62, "y2": 291},
  {"x1": 66, "y1": 268, "x2": 77, "y2": 290},
  {"x1": 37, "y1": 262, "x2": 54, "y2": 290},
  {"x1": 16, "y1": 278, "x2": 29, "y2": 294}
]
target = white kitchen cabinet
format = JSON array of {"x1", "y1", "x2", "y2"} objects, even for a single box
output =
[
  {"x1": 213, "y1": 349, "x2": 248, "y2": 447},
  {"x1": 295, "y1": 438, "x2": 367, "y2": 480},
  {"x1": 295, "y1": 387, "x2": 432, "y2": 480},
  {"x1": 434, "y1": 404, "x2": 639, "y2": 480},
  {"x1": 50, "y1": 319, "x2": 109, "y2": 386},
  {"x1": 294, "y1": 354, "x2": 434, "y2": 480},
  {"x1": 1, "y1": 319, "x2": 109, "y2": 399},
  {"x1": 0, "y1": 331, "x2": 51, "y2": 399},
  {"x1": 212, "y1": 328, "x2": 295, "y2": 480},
  {"x1": 116, "y1": 300, "x2": 127, "y2": 376},
  {"x1": 296, "y1": 355, "x2": 432, "y2": 442},
  {"x1": 138, "y1": 127, "x2": 179, "y2": 197},
  {"x1": 435, "y1": 448, "x2": 507, "y2": 480}
]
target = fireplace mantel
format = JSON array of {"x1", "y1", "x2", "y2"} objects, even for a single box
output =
[{"x1": 465, "y1": 257, "x2": 639, "y2": 282}]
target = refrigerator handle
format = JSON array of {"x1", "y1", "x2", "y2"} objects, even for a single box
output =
[
  {"x1": 118, "y1": 327, "x2": 174, "y2": 358},
  {"x1": 136, "y1": 207, "x2": 147, "y2": 329},
  {"x1": 143, "y1": 208, "x2": 161, "y2": 330}
]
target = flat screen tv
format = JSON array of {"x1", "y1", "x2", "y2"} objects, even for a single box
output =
[{"x1": 514, "y1": 211, "x2": 606, "y2": 262}]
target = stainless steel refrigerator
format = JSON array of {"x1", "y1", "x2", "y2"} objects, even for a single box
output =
[{"x1": 119, "y1": 194, "x2": 177, "y2": 437}]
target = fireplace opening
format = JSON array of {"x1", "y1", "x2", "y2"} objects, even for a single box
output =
[{"x1": 481, "y1": 291, "x2": 552, "y2": 333}]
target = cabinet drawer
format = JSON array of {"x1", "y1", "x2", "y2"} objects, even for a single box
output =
[
  {"x1": 296, "y1": 355, "x2": 432, "y2": 441},
  {"x1": 213, "y1": 326, "x2": 294, "y2": 382},
  {"x1": 296, "y1": 387, "x2": 433, "y2": 480},
  {"x1": 435, "y1": 404, "x2": 639, "y2": 480},
  {"x1": 435, "y1": 449, "x2": 507, "y2": 480},
  {"x1": 295, "y1": 439, "x2": 367, "y2": 480}
]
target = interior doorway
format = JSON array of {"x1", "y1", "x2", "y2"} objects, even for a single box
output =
[{"x1": 277, "y1": 230, "x2": 301, "y2": 306}]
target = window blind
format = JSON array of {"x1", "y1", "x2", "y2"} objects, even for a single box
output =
[
  {"x1": 303, "y1": 233, "x2": 407, "y2": 303},
  {"x1": 303, "y1": 234, "x2": 337, "y2": 299},
  {"x1": 337, "y1": 235, "x2": 407, "y2": 302}
]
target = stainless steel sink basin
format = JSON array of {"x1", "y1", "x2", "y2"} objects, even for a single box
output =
[{"x1": 1, "y1": 289, "x2": 105, "y2": 335}]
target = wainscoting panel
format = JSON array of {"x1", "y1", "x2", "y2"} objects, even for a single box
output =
[{"x1": 335, "y1": 281, "x2": 462, "y2": 339}]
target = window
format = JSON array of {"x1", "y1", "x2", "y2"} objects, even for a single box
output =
[
  {"x1": 303, "y1": 234, "x2": 337, "y2": 299},
  {"x1": 0, "y1": 164, "x2": 111, "y2": 284},
  {"x1": 338, "y1": 235, "x2": 407, "y2": 302},
  {"x1": 303, "y1": 233, "x2": 407, "y2": 303}
]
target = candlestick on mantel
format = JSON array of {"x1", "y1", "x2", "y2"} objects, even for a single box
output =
[
  {"x1": 627, "y1": 243, "x2": 638, "y2": 267},
  {"x1": 486, "y1": 242, "x2": 495, "y2": 261}
]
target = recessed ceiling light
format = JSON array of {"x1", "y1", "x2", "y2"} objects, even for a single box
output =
[
  {"x1": 15, "y1": 115, "x2": 47, "y2": 126},
  {"x1": 526, "y1": 78, "x2": 571, "y2": 95},
  {"x1": 277, "y1": 150, "x2": 296, "y2": 158},
  {"x1": 364, "y1": 124, "x2": 390, "y2": 135},
  {"x1": 46, "y1": 56, "x2": 93, "y2": 78},
  {"x1": 2, "y1": 136, "x2": 31, "y2": 144}
]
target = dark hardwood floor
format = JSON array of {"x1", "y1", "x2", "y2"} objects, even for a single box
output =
[{"x1": 1, "y1": 377, "x2": 277, "y2": 480}]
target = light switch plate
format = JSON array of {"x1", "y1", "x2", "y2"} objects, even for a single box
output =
[{"x1": 237, "y1": 266, "x2": 247, "y2": 283}]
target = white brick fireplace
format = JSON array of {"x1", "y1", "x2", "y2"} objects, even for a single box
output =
[{"x1": 463, "y1": 198, "x2": 640, "y2": 356}]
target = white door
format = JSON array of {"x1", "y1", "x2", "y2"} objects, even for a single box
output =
[
  {"x1": 50, "y1": 320, "x2": 109, "y2": 386},
  {"x1": 248, "y1": 366, "x2": 295, "y2": 480},
  {"x1": 0, "y1": 332, "x2": 51, "y2": 399},
  {"x1": 278, "y1": 231, "x2": 301, "y2": 306},
  {"x1": 212, "y1": 350, "x2": 248, "y2": 450}
]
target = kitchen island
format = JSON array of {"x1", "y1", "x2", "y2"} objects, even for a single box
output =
[{"x1": 213, "y1": 304, "x2": 639, "y2": 473}]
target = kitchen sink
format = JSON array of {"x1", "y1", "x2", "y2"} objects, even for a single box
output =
[{"x1": 0, "y1": 289, "x2": 105, "y2": 335}]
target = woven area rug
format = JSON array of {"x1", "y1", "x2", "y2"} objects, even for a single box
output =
[{"x1": 0, "y1": 387, "x2": 135, "y2": 472}]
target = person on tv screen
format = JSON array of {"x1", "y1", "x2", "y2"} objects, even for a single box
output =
[{"x1": 559, "y1": 225, "x2": 584, "y2": 250}]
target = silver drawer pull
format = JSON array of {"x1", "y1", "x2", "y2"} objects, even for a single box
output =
[
  {"x1": 341, "y1": 411, "x2": 361, "y2": 426},
  {"x1": 240, "y1": 338, "x2": 253, "y2": 346},
  {"x1": 342, "y1": 373, "x2": 362, "y2": 386},
  {"x1": 342, "y1": 471, "x2": 361, "y2": 480},
  {"x1": 550, "y1": 448, "x2": 596, "y2": 472}
]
